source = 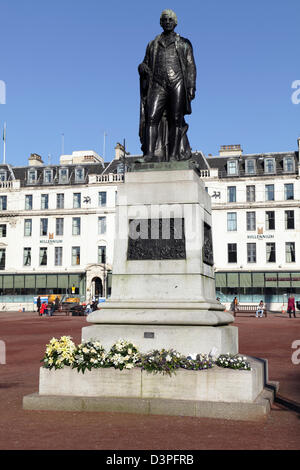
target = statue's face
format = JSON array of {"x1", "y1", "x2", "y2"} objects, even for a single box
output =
[{"x1": 160, "y1": 14, "x2": 176, "y2": 33}]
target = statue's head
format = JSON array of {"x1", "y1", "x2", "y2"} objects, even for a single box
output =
[{"x1": 160, "y1": 9, "x2": 177, "y2": 32}]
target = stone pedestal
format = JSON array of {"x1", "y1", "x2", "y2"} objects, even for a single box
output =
[
  {"x1": 23, "y1": 358, "x2": 277, "y2": 421},
  {"x1": 84, "y1": 165, "x2": 237, "y2": 354},
  {"x1": 23, "y1": 164, "x2": 276, "y2": 421}
]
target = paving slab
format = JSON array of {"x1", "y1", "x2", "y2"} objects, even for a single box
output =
[{"x1": 0, "y1": 311, "x2": 299, "y2": 450}]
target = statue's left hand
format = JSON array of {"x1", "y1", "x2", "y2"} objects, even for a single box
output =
[{"x1": 188, "y1": 88, "x2": 195, "y2": 100}]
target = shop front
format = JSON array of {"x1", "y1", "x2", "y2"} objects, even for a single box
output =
[
  {"x1": 215, "y1": 271, "x2": 300, "y2": 311},
  {"x1": 0, "y1": 273, "x2": 86, "y2": 311}
]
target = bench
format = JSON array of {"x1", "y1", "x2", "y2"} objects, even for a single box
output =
[
  {"x1": 233, "y1": 305, "x2": 267, "y2": 318},
  {"x1": 54, "y1": 307, "x2": 71, "y2": 316}
]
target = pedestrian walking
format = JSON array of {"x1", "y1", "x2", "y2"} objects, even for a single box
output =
[
  {"x1": 40, "y1": 302, "x2": 48, "y2": 316},
  {"x1": 54, "y1": 296, "x2": 60, "y2": 313},
  {"x1": 231, "y1": 296, "x2": 239, "y2": 315},
  {"x1": 37, "y1": 296, "x2": 41, "y2": 316},
  {"x1": 49, "y1": 302, "x2": 55, "y2": 316},
  {"x1": 287, "y1": 295, "x2": 296, "y2": 318}
]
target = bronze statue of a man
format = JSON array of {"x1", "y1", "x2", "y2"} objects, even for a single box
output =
[{"x1": 138, "y1": 10, "x2": 196, "y2": 162}]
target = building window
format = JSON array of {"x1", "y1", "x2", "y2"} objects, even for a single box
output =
[
  {"x1": 59, "y1": 168, "x2": 69, "y2": 184},
  {"x1": 99, "y1": 191, "x2": 107, "y2": 207},
  {"x1": 227, "y1": 186, "x2": 236, "y2": 203},
  {"x1": 285, "y1": 242, "x2": 295, "y2": 263},
  {"x1": 98, "y1": 246, "x2": 106, "y2": 264},
  {"x1": 284, "y1": 183, "x2": 294, "y2": 200},
  {"x1": 0, "y1": 170, "x2": 7, "y2": 181},
  {"x1": 75, "y1": 167, "x2": 85, "y2": 183},
  {"x1": 283, "y1": 157, "x2": 294, "y2": 173},
  {"x1": 285, "y1": 210, "x2": 294, "y2": 229},
  {"x1": 40, "y1": 218, "x2": 48, "y2": 236},
  {"x1": 0, "y1": 195, "x2": 7, "y2": 210},
  {"x1": 246, "y1": 212, "x2": 256, "y2": 231},
  {"x1": 41, "y1": 194, "x2": 49, "y2": 210},
  {"x1": 245, "y1": 159, "x2": 256, "y2": 175},
  {"x1": 28, "y1": 169, "x2": 37, "y2": 184},
  {"x1": 55, "y1": 247, "x2": 63, "y2": 266},
  {"x1": 0, "y1": 224, "x2": 7, "y2": 237},
  {"x1": 73, "y1": 193, "x2": 81, "y2": 208},
  {"x1": 117, "y1": 162, "x2": 125, "y2": 174},
  {"x1": 247, "y1": 243, "x2": 256, "y2": 263},
  {"x1": 72, "y1": 246, "x2": 80, "y2": 265},
  {"x1": 228, "y1": 243, "x2": 237, "y2": 263},
  {"x1": 246, "y1": 185, "x2": 255, "y2": 202},
  {"x1": 265, "y1": 211, "x2": 275, "y2": 230},
  {"x1": 44, "y1": 169, "x2": 53, "y2": 183},
  {"x1": 98, "y1": 216, "x2": 106, "y2": 235},
  {"x1": 25, "y1": 194, "x2": 33, "y2": 210},
  {"x1": 56, "y1": 193, "x2": 64, "y2": 209},
  {"x1": 264, "y1": 158, "x2": 275, "y2": 174},
  {"x1": 56, "y1": 218, "x2": 64, "y2": 236},
  {"x1": 24, "y1": 219, "x2": 32, "y2": 237},
  {"x1": 39, "y1": 247, "x2": 47, "y2": 266},
  {"x1": 72, "y1": 217, "x2": 81, "y2": 236},
  {"x1": 227, "y1": 212, "x2": 237, "y2": 231},
  {"x1": 266, "y1": 242, "x2": 276, "y2": 263},
  {"x1": 23, "y1": 247, "x2": 31, "y2": 266},
  {"x1": 0, "y1": 248, "x2": 6, "y2": 270},
  {"x1": 227, "y1": 160, "x2": 238, "y2": 176},
  {"x1": 265, "y1": 184, "x2": 274, "y2": 201}
]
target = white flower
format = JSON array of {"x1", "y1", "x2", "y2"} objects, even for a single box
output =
[
  {"x1": 166, "y1": 355, "x2": 172, "y2": 362},
  {"x1": 188, "y1": 353, "x2": 197, "y2": 360},
  {"x1": 125, "y1": 363, "x2": 134, "y2": 369}
]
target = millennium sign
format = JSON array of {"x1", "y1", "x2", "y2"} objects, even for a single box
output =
[{"x1": 247, "y1": 234, "x2": 274, "y2": 240}]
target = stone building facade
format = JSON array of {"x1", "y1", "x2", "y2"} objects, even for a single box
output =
[{"x1": 0, "y1": 139, "x2": 299, "y2": 311}]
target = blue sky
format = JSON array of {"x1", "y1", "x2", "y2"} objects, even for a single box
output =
[{"x1": 0, "y1": 0, "x2": 299, "y2": 165}]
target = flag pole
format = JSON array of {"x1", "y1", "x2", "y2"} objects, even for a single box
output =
[
  {"x1": 3, "y1": 122, "x2": 6, "y2": 164},
  {"x1": 61, "y1": 133, "x2": 64, "y2": 155},
  {"x1": 103, "y1": 132, "x2": 107, "y2": 160}
]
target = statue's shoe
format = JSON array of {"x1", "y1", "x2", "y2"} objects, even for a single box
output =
[{"x1": 135, "y1": 155, "x2": 153, "y2": 163}]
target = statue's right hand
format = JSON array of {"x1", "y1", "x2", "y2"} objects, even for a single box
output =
[{"x1": 138, "y1": 63, "x2": 150, "y2": 76}]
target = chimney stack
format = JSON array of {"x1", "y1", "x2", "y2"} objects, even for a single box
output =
[
  {"x1": 28, "y1": 153, "x2": 44, "y2": 166},
  {"x1": 114, "y1": 143, "x2": 125, "y2": 160},
  {"x1": 219, "y1": 145, "x2": 243, "y2": 157}
]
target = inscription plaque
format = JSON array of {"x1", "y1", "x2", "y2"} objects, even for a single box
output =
[
  {"x1": 127, "y1": 218, "x2": 186, "y2": 260},
  {"x1": 144, "y1": 332, "x2": 155, "y2": 339}
]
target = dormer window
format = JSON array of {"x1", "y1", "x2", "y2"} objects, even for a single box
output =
[
  {"x1": 28, "y1": 169, "x2": 37, "y2": 184},
  {"x1": 44, "y1": 168, "x2": 53, "y2": 184},
  {"x1": 283, "y1": 156, "x2": 294, "y2": 173},
  {"x1": 0, "y1": 170, "x2": 7, "y2": 182},
  {"x1": 117, "y1": 163, "x2": 125, "y2": 174},
  {"x1": 245, "y1": 159, "x2": 256, "y2": 175},
  {"x1": 227, "y1": 160, "x2": 238, "y2": 176},
  {"x1": 75, "y1": 167, "x2": 85, "y2": 183},
  {"x1": 59, "y1": 168, "x2": 69, "y2": 184},
  {"x1": 264, "y1": 158, "x2": 275, "y2": 174}
]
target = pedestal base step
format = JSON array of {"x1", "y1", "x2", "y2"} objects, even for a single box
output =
[{"x1": 23, "y1": 389, "x2": 274, "y2": 421}]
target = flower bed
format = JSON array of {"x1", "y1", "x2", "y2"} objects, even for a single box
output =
[{"x1": 41, "y1": 337, "x2": 251, "y2": 374}]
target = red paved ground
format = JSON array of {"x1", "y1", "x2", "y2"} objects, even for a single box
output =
[{"x1": 0, "y1": 311, "x2": 299, "y2": 450}]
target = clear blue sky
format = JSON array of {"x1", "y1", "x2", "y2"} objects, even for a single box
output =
[{"x1": 1, "y1": 0, "x2": 299, "y2": 165}]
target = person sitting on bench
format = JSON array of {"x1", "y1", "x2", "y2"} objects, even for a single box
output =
[{"x1": 256, "y1": 300, "x2": 264, "y2": 318}]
